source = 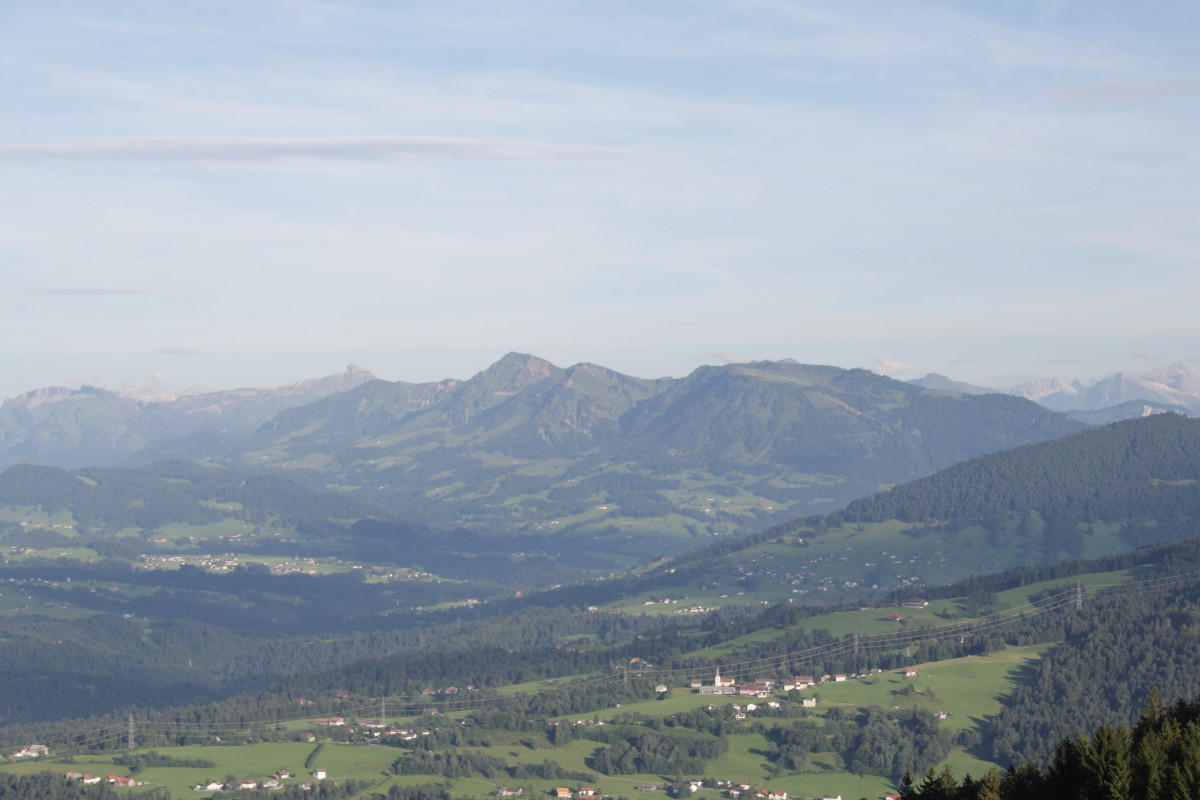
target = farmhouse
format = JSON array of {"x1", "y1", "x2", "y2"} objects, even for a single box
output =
[{"x1": 13, "y1": 744, "x2": 49, "y2": 758}]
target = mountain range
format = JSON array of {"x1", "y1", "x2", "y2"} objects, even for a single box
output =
[
  {"x1": 0, "y1": 353, "x2": 1091, "y2": 568},
  {"x1": 911, "y1": 362, "x2": 1200, "y2": 420},
  {"x1": 0, "y1": 365, "x2": 377, "y2": 470}
]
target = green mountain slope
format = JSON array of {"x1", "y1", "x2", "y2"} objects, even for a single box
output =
[
  {"x1": 207, "y1": 355, "x2": 1084, "y2": 563},
  {"x1": 638, "y1": 414, "x2": 1200, "y2": 606},
  {"x1": 838, "y1": 412, "x2": 1200, "y2": 542}
]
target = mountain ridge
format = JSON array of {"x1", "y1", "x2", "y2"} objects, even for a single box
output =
[
  {"x1": 0, "y1": 365, "x2": 378, "y2": 470},
  {"x1": 0, "y1": 353, "x2": 1088, "y2": 569}
]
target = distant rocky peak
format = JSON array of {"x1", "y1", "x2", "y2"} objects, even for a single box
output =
[
  {"x1": 1136, "y1": 362, "x2": 1200, "y2": 394},
  {"x1": 289, "y1": 364, "x2": 378, "y2": 395},
  {"x1": 1010, "y1": 377, "x2": 1078, "y2": 401}
]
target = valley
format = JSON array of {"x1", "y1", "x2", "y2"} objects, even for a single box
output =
[{"x1": 2, "y1": 363, "x2": 1200, "y2": 799}]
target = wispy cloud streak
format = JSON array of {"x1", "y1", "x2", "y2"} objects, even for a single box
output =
[
  {"x1": 0, "y1": 135, "x2": 648, "y2": 165},
  {"x1": 36, "y1": 287, "x2": 153, "y2": 296}
]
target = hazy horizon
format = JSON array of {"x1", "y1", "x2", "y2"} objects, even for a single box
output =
[{"x1": 3, "y1": 2, "x2": 1197, "y2": 401}]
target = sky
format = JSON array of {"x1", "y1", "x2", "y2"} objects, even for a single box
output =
[{"x1": 2, "y1": 1, "x2": 1198, "y2": 401}]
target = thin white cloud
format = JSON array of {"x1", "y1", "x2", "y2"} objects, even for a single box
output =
[
  {"x1": 35, "y1": 287, "x2": 153, "y2": 296},
  {"x1": 0, "y1": 135, "x2": 649, "y2": 165},
  {"x1": 1132, "y1": 349, "x2": 1161, "y2": 360},
  {"x1": 154, "y1": 347, "x2": 204, "y2": 357},
  {"x1": 702, "y1": 351, "x2": 753, "y2": 365}
]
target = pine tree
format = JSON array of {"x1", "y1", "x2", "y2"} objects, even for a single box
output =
[
  {"x1": 1086, "y1": 725, "x2": 1131, "y2": 800},
  {"x1": 975, "y1": 767, "x2": 1002, "y2": 800}
]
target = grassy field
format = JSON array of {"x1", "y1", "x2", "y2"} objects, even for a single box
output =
[
  {"x1": 0, "y1": 639, "x2": 1042, "y2": 799},
  {"x1": 0, "y1": 554, "x2": 1123, "y2": 800}
]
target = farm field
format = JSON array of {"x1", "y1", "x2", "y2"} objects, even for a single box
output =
[{"x1": 0, "y1": 635, "x2": 1051, "y2": 799}]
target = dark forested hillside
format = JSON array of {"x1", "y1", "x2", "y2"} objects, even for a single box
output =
[
  {"x1": 989, "y1": 567, "x2": 1200, "y2": 766},
  {"x1": 836, "y1": 413, "x2": 1200, "y2": 537}
]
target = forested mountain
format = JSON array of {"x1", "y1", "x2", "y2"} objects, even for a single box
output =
[
  {"x1": 623, "y1": 413, "x2": 1200, "y2": 607},
  {"x1": 834, "y1": 413, "x2": 1200, "y2": 551},
  {"x1": 182, "y1": 355, "x2": 1086, "y2": 550},
  {"x1": 0, "y1": 366, "x2": 376, "y2": 470},
  {"x1": 989, "y1": 571, "x2": 1200, "y2": 768},
  {"x1": 0, "y1": 355, "x2": 1086, "y2": 564},
  {"x1": 900, "y1": 684, "x2": 1200, "y2": 799}
]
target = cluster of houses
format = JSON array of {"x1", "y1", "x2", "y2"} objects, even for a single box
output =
[
  {"x1": 690, "y1": 670, "x2": 824, "y2": 707},
  {"x1": 189, "y1": 768, "x2": 320, "y2": 792},
  {"x1": 499, "y1": 784, "x2": 854, "y2": 800},
  {"x1": 65, "y1": 773, "x2": 140, "y2": 787},
  {"x1": 666, "y1": 778, "x2": 831, "y2": 800},
  {"x1": 309, "y1": 717, "x2": 440, "y2": 741}
]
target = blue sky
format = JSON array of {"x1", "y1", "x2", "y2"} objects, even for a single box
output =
[{"x1": 2, "y1": 1, "x2": 1197, "y2": 399}]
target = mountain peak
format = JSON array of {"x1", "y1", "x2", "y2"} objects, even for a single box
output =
[
  {"x1": 476, "y1": 353, "x2": 561, "y2": 387},
  {"x1": 1135, "y1": 362, "x2": 1200, "y2": 394}
]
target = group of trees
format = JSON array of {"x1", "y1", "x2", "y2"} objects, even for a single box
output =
[
  {"x1": 764, "y1": 706, "x2": 957, "y2": 783},
  {"x1": 989, "y1": 576, "x2": 1200, "y2": 766},
  {"x1": 0, "y1": 773, "x2": 169, "y2": 800},
  {"x1": 588, "y1": 729, "x2": 727, "y2": 776},
  {"x1": 899, "y1": 691, "x2": 1200, "y2": 799}
]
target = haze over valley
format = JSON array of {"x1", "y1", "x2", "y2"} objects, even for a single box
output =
[{"x1": 3, "y1": 1, "x2": 1199, "y2": 798}]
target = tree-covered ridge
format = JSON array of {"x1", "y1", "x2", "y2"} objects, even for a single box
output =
[
  {"x1": 838, "y1": 413, "x2": 1200, "y2": 527},
  {"x1": 897, "y1": 691, "x2": 1200, "y2": 799},
  {"x1": 988, "y1": 570, "x2": 1200, "y2": 767}
]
